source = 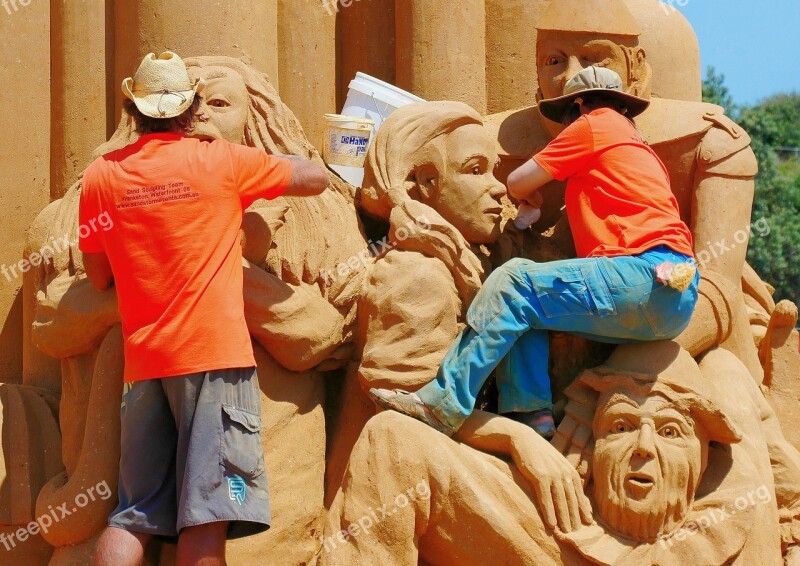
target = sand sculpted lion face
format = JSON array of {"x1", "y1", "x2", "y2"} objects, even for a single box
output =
[
  {"x1": 591, "y1": 390, "x2": 705, "y2": 543},
  {"x1": 188, "y1": 65, "x2": 249, "y2": 144}
]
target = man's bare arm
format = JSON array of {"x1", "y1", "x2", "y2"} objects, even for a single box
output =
[
  {"x1": 279, "y1": 156, "x2": 330, "y2": 197},
  {"x1": 455, "y1": 410, "x2": 594, "y2": 533},
  {"x1": 507, "y1": 159, "x2": 554, "y2": 202},
  {"x1": 83, "y1": 251, "x2": 114, "y2": 291}
]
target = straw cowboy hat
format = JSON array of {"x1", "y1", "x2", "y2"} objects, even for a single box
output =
[
  {"x1": 538, "y1": 66, "x2": 650, "y2": 123},
  {"x1": 122, "y1": 52, "x2": 204, "y2": 119}
]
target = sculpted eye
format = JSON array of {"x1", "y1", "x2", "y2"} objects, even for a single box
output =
[
  {"x1": 207, "y1": 98, "x2": 231, "y2": 109},
  {"x1": 660, "y1": 425, "x2": 681, "y2": 439},
  {"x1": 545, "y1": 56, "x2": 562, "y2": 66},
  {"x1": 611, "y1": 421, "x2": 630, "y2": 434},
  {"x1": 472, "y1": 165, "x2": 482, "y2": 176}
]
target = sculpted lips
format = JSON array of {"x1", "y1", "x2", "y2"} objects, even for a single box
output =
[
  {"x1": 484, "y1": 206, "x2": 503, "y2": 216},
  {"x1": 625, "y1": 472, "x2": 655, "y2": 496}
]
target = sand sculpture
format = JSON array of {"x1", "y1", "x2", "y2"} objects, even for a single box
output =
[
  {"x1": 1, "y1": 1, "x2": 798, "y2": 565},
  {"x1": 321, "y1": 343, "x2": 787, "y2": 565},
  {"x1": 5, "y1": 57, "x2": 369, "y2": 566},
  {"x1": 325, "y1": 101, "x2": 507, "y2": 494},
  {"x1": 483, "y1": 0, "x2": 800, "y2": 386}
]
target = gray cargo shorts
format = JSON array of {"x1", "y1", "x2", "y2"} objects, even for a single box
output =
[{"x1": 109, "y1": 367, "x2": 270, "y2": 539}]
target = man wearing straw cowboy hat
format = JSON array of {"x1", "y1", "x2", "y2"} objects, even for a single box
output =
[{"x1": 81, "y1": 52, "x2": 329, "y2": 566}]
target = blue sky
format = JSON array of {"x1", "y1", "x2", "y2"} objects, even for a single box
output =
[{"x1": 675, "y1": 0, "x2": 799, "y2": 106}]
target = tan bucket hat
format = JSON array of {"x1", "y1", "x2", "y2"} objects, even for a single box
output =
[
  {"x1": 122, "y1": 52, "x2": 204, "y2": 119},
  {"x1": 538, "y1": 66, "x2": 650, "y2": 123}
]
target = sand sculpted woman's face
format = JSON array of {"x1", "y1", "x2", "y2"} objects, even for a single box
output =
[
  {"x1": 188, "y1": 65, "x2": 250, "y2": 144},
  {"x1": 424, "y1": 124, "x2": 506, "y2": 245}
]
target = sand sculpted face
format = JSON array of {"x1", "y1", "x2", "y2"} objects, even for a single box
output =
[
  {"x1": 189, "y1": 65, "x2": 249, "y2": 144},
  {"x1": 426, "y1": 123, "x2": 505, "y2": 244},
  {"x1": 536, "y1": 31, "x2": 646, "y2": 101},
  {"x1": 592, "y1": 389, "x2": 706, "y2": 543}
]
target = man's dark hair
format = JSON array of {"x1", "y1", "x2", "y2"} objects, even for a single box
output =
[
  {"x1": 563, "y1": 93, "x2": 629, "y2": 125},
  {"x1": 124, "y1": 96, "x2": 202, "y2": 135}
]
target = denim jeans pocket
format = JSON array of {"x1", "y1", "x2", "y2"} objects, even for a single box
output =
[
  {"x1": 531, "y1": 263, "x2": 617, "y2": 318},
  {"x1": 639, "y1": 284, "x2": 696, "y2": 339}
]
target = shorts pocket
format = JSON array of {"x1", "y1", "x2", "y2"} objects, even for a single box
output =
[
  {"x1": 532, "y1": 263, "x2": 617, "y2": 318},
  {"x1": 220, "y1": 404, "x2": 265, "y2": 479}
]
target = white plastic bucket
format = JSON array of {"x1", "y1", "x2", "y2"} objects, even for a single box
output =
[
  {"x1": 342, "y1": 72, "x2": 425, "y2": 132},
  {"x1": 329, "y1": 164, "x2": 365, "y2": 188},
  {"x1": 322, "y1": 114, "x2": 375, "y2": 168}
]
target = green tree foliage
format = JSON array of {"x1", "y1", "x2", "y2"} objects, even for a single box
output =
[
  {"x1": 703, "y1": 70, "x2": 800, "y2": 306},
  {"x1": 702, "y1": 67, "x2": 736, "y2": 114}
]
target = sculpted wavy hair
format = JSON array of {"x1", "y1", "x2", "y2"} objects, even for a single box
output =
[{"x1": 360, "y1": 101, "x2": 488, "y2": 308}]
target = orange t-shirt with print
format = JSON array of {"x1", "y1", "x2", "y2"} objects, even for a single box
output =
[
  {"x1": 533, "y1": 107, "x2": 694, "y2": 259},
  {"x1": 79, "y1": 133, "x2": 292, "y2": 382}
]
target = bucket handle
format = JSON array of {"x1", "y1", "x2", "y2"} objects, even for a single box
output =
[{"x1": 369, "y1": 92, "x2": 390, "y2": 136}]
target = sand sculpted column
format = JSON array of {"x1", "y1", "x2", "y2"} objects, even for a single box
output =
[
  {"x1": 485, "y1": 0, "x2": 548, "y2": 114},
  {"x1": 624, "y1": 0, "x2": 701, "y2": 102},
  {"x1": 336, "y1": 0, "x2": 396, "y2": 108},
  {"x1": 396, "y1": 0, "x2": 487, "y2": 114},
  {"x1": 0, "y1": 0, "x2": 51, "y2": 384},
  {"x1": 113, "y1": 0, "x2": 279, "y2": 114},
  {"x1": 278, "y1": 0, "x2": 337, "y2": 148},
  {"x1": 50, "y1": 0, "x2": 108, "y2": 200}
]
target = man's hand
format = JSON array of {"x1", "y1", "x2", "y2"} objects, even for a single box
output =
[
  {"x1": 455, "y1": 410, "x2": 594, "y2": 533},
  {"x1": 521, "y1": 191, "x2": 544, "y2": 210}
]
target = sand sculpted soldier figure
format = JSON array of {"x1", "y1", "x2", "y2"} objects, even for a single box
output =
[
  {"x1": 11, "y1": 55, "x2": 369, "y2": 565},
  {"x1": 320, "y1": 342, "x2": 784, "y2": 566},
  {"x1": 487, "y1": 0, "x2": 765, "y2": 380}
]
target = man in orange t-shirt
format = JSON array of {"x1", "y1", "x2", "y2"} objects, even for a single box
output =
[
  {"x1": 81, "y1": 52, "x2": 329, "y2": 566},
  {"x1": 371, "y1": 67, "x2": 699, "y2": 446}
]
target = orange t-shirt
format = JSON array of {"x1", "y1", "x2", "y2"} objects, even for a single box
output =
[
  {"x1": 533, "y1": 108, "x2": 694, "y2": 259},
  {"x1": 79, "y1": 133, "x2": 292, "y2": 382}
]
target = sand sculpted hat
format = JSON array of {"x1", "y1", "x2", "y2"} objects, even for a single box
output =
[
  {"x1": 536, "y1": 0, "x2": 642, "y2": 37},
  {"x1": 538, "y1": 66, "x2": 650, "y2": 123},
  {"x1": 122, "y1": 52, "x2": 204, "y2": 119}
]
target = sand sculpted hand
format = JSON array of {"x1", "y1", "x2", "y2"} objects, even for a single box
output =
[
  {"x1": 510, "y1": 426, "x2": 594, "y2": 533},
  {"x1": 456, "y1": 411, "x2": 594, "y2": 534}
]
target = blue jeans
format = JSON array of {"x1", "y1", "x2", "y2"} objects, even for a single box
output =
[{"x1": 416, "y1": 246, "x2": 700, "y2": 430}]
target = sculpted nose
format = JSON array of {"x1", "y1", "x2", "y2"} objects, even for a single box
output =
[
  {"x1": 195, "y1": 101, "x2": 209, "y2": 122},
  {"x1": 563, "y1": 56, "x2": 584, "y2": 90},
  {"x1": 489, "y1": 178, "x2": 506, "y2": 199},
  {"x1": 632, "y1": 423, "x2": 656, "y2": 459}
]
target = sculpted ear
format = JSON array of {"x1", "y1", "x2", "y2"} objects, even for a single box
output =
[
  {"x1": 412, "y1": 162, "x2": 440, "y2": 202},
  {"x1": 625, "y1": 46, "x2": 652, "y2": 98}
]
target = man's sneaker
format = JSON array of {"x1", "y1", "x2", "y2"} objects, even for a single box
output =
[
  {"x1": 504, "y1": 409, "x2": 556, "y2": 439},
  {"x1": 369, "y1": 388, "x2": 454, "y2": 437}
]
